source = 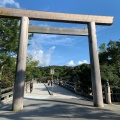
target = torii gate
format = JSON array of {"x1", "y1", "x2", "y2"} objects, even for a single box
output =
[{"x1": 0, "y1": 7, "x2": 113, "y2": 111}]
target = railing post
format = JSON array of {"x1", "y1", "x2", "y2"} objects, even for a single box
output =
[
  {"x1": 74, "y1": 81, "x2": 77, "y2": 93},
  {"x1": 105, "y1": 80, "x2": 111, "y2": 104}
]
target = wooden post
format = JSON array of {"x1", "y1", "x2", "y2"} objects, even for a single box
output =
[
  {"x1": 12, "y1": 16, "x2": 29, "y2": 111},
  {"x1": 88, "y1": 22, "x2": 104, "y2": 107},
  {"x1": 105, "y1": 80, "x2": 111, "y2": 104},
  {"x1": 74, "y1": 81, "x2": 77, "y2": 94}
]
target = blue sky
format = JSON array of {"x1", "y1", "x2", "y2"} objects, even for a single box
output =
[{"x1": 0, "y1": 0, "x2": 120, "y2": 66}]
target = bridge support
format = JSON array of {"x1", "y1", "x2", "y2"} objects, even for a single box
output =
[
  {"x1": 88, "y1": 22, "x2": 104, "y2": 107},
  {"x1": 12, "y1": 16, "x2": 29, "y2": 111}
]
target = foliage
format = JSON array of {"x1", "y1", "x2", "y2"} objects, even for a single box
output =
[
  {"x1": 34, "y1": 64, "x2": 92, "y2": 94},
  {"x1": 75, "y1": 64, "x2": 92, "y2": 93},
  {"x1": 0, "y1": 18, "x2": 19, "y2": 54},
  {"x1": 1, "y1": 57, "x2": 16, "y2": 88},
  {"x1": 26, "y1": 54, "x2": 39, "y2": 81},
  {"x1": 0, "y1": 18, "x2": 33, "y2": 88},
  {"x1": 99, "y1": 40, "x2": 120, "y2": 88},
  {"x1": 100, "y1": 64, "x2": 119, "y2": 86}
]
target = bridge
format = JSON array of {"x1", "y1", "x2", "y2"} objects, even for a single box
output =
[{"x1": 0, "y1": 82, "x2": 120, "y2": 120}]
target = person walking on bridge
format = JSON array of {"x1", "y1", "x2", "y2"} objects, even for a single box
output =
[
  {"x1": 50, "y1": 80, "x2": 53, "y2": 86},
  {"x1": 30, "y1": 81, "x2": 33, "y2": 93}
]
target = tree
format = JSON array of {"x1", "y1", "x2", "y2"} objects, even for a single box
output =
[
  {"x1": 100, "y1": 64, "x2": 119, "y2": 86},
  {"x1": 26, "y1": 54, "x2": 39, "y2": 81},
  {"x1": 76, "y1": 64, "x2": 92, "y2": 94},
  {"x1": 1, "y1": 56, "x2": 16, "y2": 88},
  {"x1": 0, "y1": 18, "x2": 19, "y2": 88},
  {"x1": 0, "y1": 18, "x2": 33, "y2": 88},
  {"x1": 99, "y1": 40, "x2": 120, "y2": 88}
]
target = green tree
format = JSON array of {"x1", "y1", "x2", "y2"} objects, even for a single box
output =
[
  {"x1": 0, "y1": 18, "x2": 33, "y2": 87},
  {"x1": 99, "y1": 40, "x2": 120, "y2": 87},
  {"x1": 76, "y1": 64, "x2": 92, "y2": 94},
  {"x1": 26, "y1": 54, "x2": 39, "y2": 81}
]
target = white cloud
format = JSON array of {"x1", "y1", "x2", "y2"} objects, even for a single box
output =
[
  {"x1": 29, "y1": 50, "x2": 43, "y2": 62},
  {"x1": 66, "y1": 60, "x2": 75, "y2": 66},
  {"x1": 66, "y1": 60, "x2": 88, "y2": 66},
  {"x1": 77, "y1": 60, "x2": 88, "y2": 65},
  {"x1": 28, "y1": 34, "x2": 57, "y2": 66},
  {"x1": 28, "y1": 34, "x2": 58, "y2": 50},
  {"x1": 28, "y1": 46, "x2": 56, "y2": 66},
  {"x1": 30, "y1": 34, "x2": 76, "y2": 48},
  {"x1": 44, "y1": 46, "x2": 56, "y2": 66},
  {"x1": 49, "y1": 37, "x2": 74, "y2": 47},
  {"x1": 0, "y1": 0, "x2": 20, "y2": 8}
]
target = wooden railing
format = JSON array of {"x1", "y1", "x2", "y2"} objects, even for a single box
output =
[
  {"x1": 111, "y1": 90, "x2": 120, "y2": 102},
  {"x1": 55, "y1": 80, "x2": 93, "y2": 99},
  {"x1": 60, "y1": 81, "x2": 75, "y2": 91},
  {"x1": 0, "y1": 80, "x2": 36, "y2": 103},
  {"x1": 55, "y1": 80, "x2": 120, "y2": 102},
  {"x1": 0, "y1": 87, "x2": 13, "y2": 103}
]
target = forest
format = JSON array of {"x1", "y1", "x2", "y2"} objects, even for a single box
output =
[{"x1": 0, "y1": 18, "x2": 120, "y2": 94}]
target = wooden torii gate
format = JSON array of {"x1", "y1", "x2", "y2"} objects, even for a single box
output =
[{"x1": 0, "y1": 7, "x2": 113, "y2": 111}]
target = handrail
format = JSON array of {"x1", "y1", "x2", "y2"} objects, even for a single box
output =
[
  {"x1": 0, "y1": 87, "x2": 13, "y2": 103},
  {"x1": 60, "y1": 81, "x2": 120, "y2": 102},
  {"x1": 1, "y1": 91, "x2": 13, "y2": 98},
  {"x1": 0, "y1": 80, "x2": 35, "y2": 103},
  {"x1": 1, "y1": 87, "x2": 13, "y2": 92},
  {"x1": 55, "y1": 81, "x2": 93, "y2": 99}
]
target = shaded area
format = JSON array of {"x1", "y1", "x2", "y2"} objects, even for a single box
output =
[{"x1": 0, "y1": 98, "x2": 120, "y2": 120}]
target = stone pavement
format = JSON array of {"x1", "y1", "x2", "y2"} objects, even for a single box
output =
[{"x1": 0, "y1": 83, "x2": 120, "y2": 120}]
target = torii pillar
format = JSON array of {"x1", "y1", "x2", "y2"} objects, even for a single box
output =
[
  {"x1": 88, "y1": 22, "x2": 103, "y2": 107},
  {"x1": 12, "y1": 16, "x2": 29, "y2": 111}
]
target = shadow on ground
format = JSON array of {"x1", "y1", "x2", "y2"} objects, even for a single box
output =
[{"x1": 0, "y1": 98, "x2": 120, "y2": 120}]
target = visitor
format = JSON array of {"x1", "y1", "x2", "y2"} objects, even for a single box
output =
[{"x1": 30, "y1": 81, "x2": 33, "y2": 93}]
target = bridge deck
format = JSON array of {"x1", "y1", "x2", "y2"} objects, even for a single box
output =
[{"x1": 0, "y1": 83, "x2": 120, "y2": 120}]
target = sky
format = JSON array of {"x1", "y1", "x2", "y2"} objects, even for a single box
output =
[{"x1": 0, "y1": 0, "x2": 120, "y2": 66}]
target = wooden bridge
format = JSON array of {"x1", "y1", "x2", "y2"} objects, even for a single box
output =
[{"x1": 0, "y1": 82, "x2": 120, "y2": 120}]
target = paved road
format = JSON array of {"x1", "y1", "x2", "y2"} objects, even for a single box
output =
[{"x1": 0, "y1": 83, "x2": 120, "y2": 120}]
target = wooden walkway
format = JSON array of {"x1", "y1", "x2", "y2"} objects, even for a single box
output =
[{"x1": 0, "y1": 83, "x2": 120, "y2": 120}]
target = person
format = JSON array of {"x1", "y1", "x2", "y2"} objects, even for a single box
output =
[
  {"x1": 48, "y1": 80, "x2": 50, "y2": 86},
  {"x1": 51, "y1": 80, "x2": 53, "y2": 86},
  {"x1": 30, "y1": 81, "x2": 33, "y2": 93}
]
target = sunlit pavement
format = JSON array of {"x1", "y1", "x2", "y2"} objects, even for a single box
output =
[{"x1": 0, "y1": 83, "x2": 120, "y2": 120}]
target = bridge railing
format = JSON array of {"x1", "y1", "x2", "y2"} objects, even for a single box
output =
[
  {"x1": 0, "y1": 80, "x2": 36, "y2": 103},
  {"x1": 1, "y1": 87, "x2": 13, "y2": 102},
  {"x1": 62, "y1": 82, "x2": 75, "y2": 91},
  {"x1": 102, "y1": 86, "x2": 120, "y2": 102},
  {"x1": 111, "y1": 89, "x2": 120, "y2": 102},
  {"x1": 55, "y1": 80, "x2": 120, "y2": 102},
  {"x1": 55, "y1": 80, "x2": 93, "y2": 99}
]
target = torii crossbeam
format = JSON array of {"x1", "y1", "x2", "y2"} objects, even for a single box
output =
[{"x1": 28, "y1": 25, "x2": 88, "y2": 36}]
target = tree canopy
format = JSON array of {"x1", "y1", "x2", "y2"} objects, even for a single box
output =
[
  {"x1": 0, "y1": 18, "x2": 33, "y2": 88},
  {"x1": 99, "y1": 40, "x2": 120, "y2": 88}
]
